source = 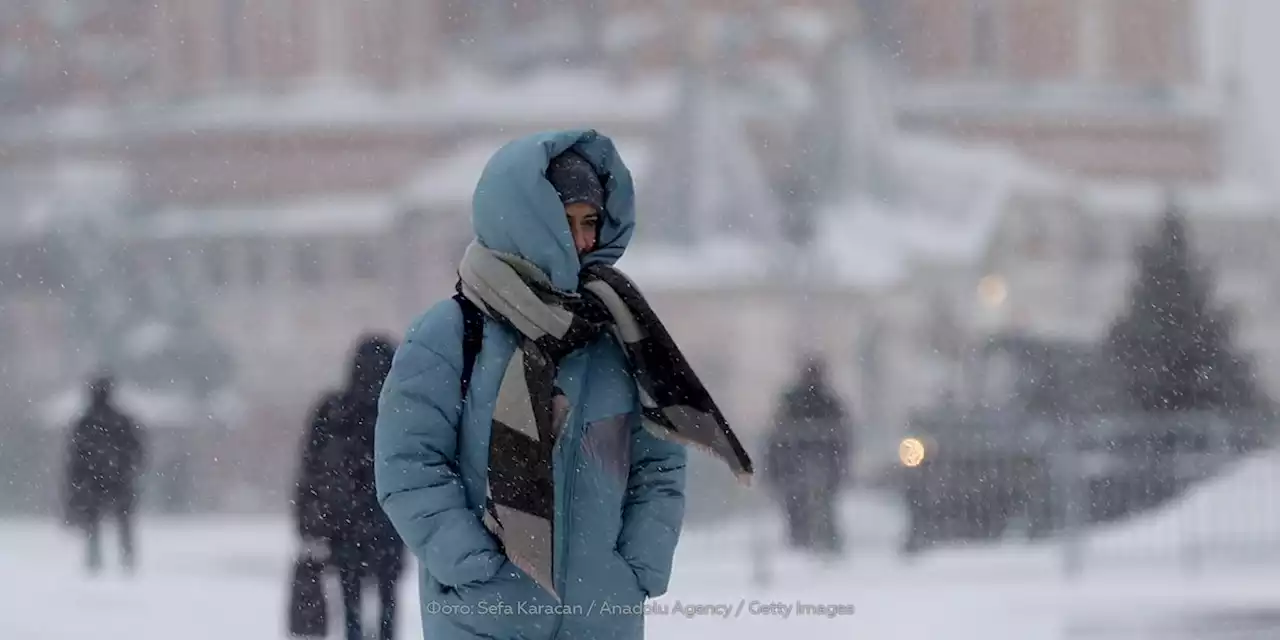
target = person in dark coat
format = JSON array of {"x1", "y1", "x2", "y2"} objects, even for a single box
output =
[
  {"x1": 63, "y1": 373, "x2": 147, "y2": 574},
  {"x1": 289, "y1": 387, "x2": 345, "y2": 639},
  {"x1": 294, "y1": 390, "x2": 343, "y2": 545},
  {"x1": 763, "y1": 355, "x2": 855, "y2": 556},
  {"x1": 307, "y1": 334, "x2": 406, "y2": 640}
]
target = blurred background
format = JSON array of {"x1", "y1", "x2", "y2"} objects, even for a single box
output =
[{"x1": 3, "y1": 0, "x2": 1280, "y2": 638}]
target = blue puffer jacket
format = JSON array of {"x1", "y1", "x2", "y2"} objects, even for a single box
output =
[{"x1": 375, "y1": 130, "x2": 689, "y2": 640}]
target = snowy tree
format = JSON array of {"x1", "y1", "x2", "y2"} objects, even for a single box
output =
[{"x1": 1106, "y1": 199, "x2": 1265, "y2": 414}]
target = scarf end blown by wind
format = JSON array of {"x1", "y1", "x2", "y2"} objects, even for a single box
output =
[
  {"x1": 580, "y1": 265, "x2": 754, "y2": 482},
  {"x1": 458, "y1": 242, "x2": 754, "y2": 600}
]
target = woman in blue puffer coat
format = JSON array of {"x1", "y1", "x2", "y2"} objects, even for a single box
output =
[{"x1": 374, "y1": 129, "x2": 752, "y2": 640}]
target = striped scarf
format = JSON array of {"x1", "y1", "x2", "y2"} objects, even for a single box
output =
[{"x1": 457, "y1": 241, "x2": 753, "y2": 600}]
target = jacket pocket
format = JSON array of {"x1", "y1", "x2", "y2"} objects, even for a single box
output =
[
  {"x1": 437, "y1": 560, "x2": 559, "y2": 640},
  {"x1": 613, "y1": 550, "x2": 647, "y2": 599}
]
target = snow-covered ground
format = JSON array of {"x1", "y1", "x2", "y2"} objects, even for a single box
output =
[
  {"x1": 1085, "y1": 449, "x2": 1280, "y2": 567},
  {"x1": 3, "y1": 456, "x2": 1280, "y2": 639}
]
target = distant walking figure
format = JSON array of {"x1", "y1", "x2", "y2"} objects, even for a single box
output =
[
  {"x1": 298, "y1": 335, "x2": 406, "y2": 640},
  {"x1": 63, "y1": 373, "x2": 147, "y2": 574},
  {"x1": 763, "y1": 356, "x2": 855, "y2": 556}
]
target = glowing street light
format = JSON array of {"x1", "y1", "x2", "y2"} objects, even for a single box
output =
[
  {"x1": 899, "y1": 437, "x2": 926, "y2": 467},
  {"x1": 977, "y1": 274, "x2": 1008, "y2": 308}
]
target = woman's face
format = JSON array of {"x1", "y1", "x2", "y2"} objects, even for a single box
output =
[{"x1": 565, "y1": 202, "x2": 600, "y2": 256}]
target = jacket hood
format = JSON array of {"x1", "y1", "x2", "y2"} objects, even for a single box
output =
[{"x1": 471, "y1": 129, "x2": 637, "y2": 292}]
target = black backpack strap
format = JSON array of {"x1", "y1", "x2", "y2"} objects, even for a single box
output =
[{"x1": 453, "y1": 292, "x2": 484, "y2": 401}]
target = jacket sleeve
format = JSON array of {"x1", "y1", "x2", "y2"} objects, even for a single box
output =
[
  {"x1": 616, "y1": 418, "x2": 688, "y2": 598},
  {"x1": 374, "y1": 302, "x2": 505, "y2": 588}
]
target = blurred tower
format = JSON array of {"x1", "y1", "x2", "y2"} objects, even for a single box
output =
[
  {"x1": 641, "y1": 4, "x2": 784, "y2": 246},
  {"x1": 1216, "y1": 0, "x2": 1266, "y2": 183},
  {"x1": 809, "y1": 3, "x2": 896, "y2": 203}
]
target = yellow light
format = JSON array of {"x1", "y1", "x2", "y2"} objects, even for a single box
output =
[
  {"x1": 899, "y1": 437, "x2": 926, "y2": 467},
  {"x1": 977, "y1": 275, "x2": 1008, "y2": 308}
]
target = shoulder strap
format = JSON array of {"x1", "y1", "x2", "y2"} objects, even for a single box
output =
[{"x1": 453, "y1": 292, "x2": 484, "y2": 401}]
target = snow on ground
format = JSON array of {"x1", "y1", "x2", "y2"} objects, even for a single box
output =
[
  {"x1": 1082, "y1": 450, "x2": 1280, "y2": 567},
  {"x1": 4, "y1": 472, "x2": 1280, "y2": 640}
]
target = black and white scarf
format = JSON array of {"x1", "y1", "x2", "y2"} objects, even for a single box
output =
[{"x1": 456, "y1": 241, "x2": 753, "y2": 600}]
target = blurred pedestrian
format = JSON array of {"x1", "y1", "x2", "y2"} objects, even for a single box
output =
[
  {"x1": 763, "y1": 355, "x2": 855, "y2": 556},
  {"x1": 374, "y1": 129, "x2": 753, "y2": 640},
  {"x1": 62, "y1": 372, "x2": 147, "y2": 574},
  {"x1": 300, "y1": 334, "x2": 405, "y2": 640},
  {"x1": 288, "y1": 387, "x2": 343, "y2": 638}
]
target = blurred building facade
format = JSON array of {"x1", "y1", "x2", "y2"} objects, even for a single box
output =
[
  {"x1": 2, "y1": 0, "x2": 1277, "y2": 511},
  {"x1": 863, "y1": 0, "x2": 1219, "y2": 183}
]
